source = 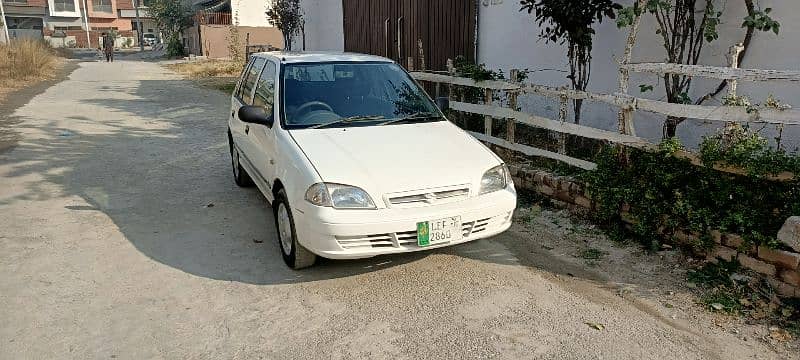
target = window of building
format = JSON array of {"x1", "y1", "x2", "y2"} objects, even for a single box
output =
[
  {"x1": 92, "y1": 0, "x2": 112, "y2": 13},
  {"x1": 54, "y1": 26, "x2": 83, "y2": 31},
  {"x1": 6, "y1": 0, "x2": 29, "y2": 5},
  {"x1": 53, "y1": 0, "x2": 76, "y2": 12}
]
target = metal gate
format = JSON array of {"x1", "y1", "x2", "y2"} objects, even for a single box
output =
[{"x1": 342, "y1": 0, "x2": 476, "y2": 71}]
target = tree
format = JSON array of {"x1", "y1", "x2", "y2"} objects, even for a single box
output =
[
  {"x1": 617, "y1": 0, "x2": 780, "y2": 138},
  {"x1": 266, "y1": 0, "x2": 303, "y2": 51},
  {"x1": 520, "y1": 0, "x2": 622, "y2": 124},
  {"x1": 147, "y1": 0, "x2": 192, "y2": 57}
]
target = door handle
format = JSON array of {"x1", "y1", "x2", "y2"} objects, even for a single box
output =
[{"x1": 245, "y1": 124, "x2": 250, "y2": 134}]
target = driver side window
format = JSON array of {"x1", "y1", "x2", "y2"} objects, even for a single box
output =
[{"x1": 253, "y1": 61, "x2": 276, "y2": 115}]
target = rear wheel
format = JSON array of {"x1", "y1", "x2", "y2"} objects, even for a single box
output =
[
  {"x1": 274, "y1": 189, "x2": 317, "y2": 269},
  {"x1": 228, "y1": 132, "x2": 254, "y2": 187}
]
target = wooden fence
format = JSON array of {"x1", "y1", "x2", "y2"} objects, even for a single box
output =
[{"x1": 410, "y1": 55, "x2": 800, "y2": 181}]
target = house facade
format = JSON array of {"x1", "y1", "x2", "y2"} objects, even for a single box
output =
[
  {"x1": 185, "y1": 0, "x2": 282, "y2": 58},
  {"x1": 296, "y1": 0, "x2": 799, "y2": 146},
  {"x1": 2, "y1": 0, "x2": 153, "y2": 47}
]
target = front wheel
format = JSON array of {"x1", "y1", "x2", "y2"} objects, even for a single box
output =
[{"x1": 274, "y1": 189, "x2": 317, "y2": 269}]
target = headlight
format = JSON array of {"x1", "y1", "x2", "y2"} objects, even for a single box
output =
[
  {"x1": 304, "y1": 183, "x2": 376, "y2": 209},
  {"x1": 479, "y1": 164, "x2": 509, "y2": 195}
]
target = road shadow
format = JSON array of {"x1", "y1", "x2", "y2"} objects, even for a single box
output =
[{"x1": 1, "y1": 64, "x2": 466, "y2": 285}]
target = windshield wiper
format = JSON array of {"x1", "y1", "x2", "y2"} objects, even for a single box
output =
[
  {"x1": 308, "y1": 115, "x2": 386, "y2": 129},
  {"x1": 379, "y1": 111, "x2": 444, "y2": 126}
]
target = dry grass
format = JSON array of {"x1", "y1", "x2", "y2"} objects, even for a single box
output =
[
  {"x1": 166, "y1": 60, "x2": 244, "y2": 78},
  {"x1": 166, "y1": 60, "x2": 244, "y2": 94},
  {"x1": 0, "y1": 39, "x2": 63, "y2": 99}
]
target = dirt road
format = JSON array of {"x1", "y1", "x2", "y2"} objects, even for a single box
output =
[{"x1": 0, "y1": 60, "x2": 790, "y2": 359}]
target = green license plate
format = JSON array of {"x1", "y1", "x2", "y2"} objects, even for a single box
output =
[{"x1": 417, "y1": 216, "x2": 462, "y2": 247}]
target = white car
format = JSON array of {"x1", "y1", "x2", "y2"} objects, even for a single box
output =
[{"x1": 228, "y1": 52, "x2": 516, "y2": 269}]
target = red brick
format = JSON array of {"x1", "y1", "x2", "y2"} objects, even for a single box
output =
[
  {"x1": 757, "y1": 246, "x2": 800, "y2": 270},
  {"x1": 537, "y1": 185, "x2": 554, "y2": 196},
  {"x1": 710, "y1": 230, "x2": 722, "y2": 244},
  {"x1": 767, "y1": 278, "x2": 799, "y2": 298},
  {"x1": 707, "y1": 245, "x2": 737, "y2": 262},
  {"x1": 779, "y1": 269, "x2": 800, "y2": 287},
  {"x1": 738, "y1": 254, "x2": 777, "y2": 276},
  {"x1": 574, "y1": 195, "x2": 592, "y2": 209},
  {"x1": 723, "y1": 234, "x2": 744, "y2": 248},
  {"x1": 723, "y1": 234, "x2": 756, "y2": 254}
]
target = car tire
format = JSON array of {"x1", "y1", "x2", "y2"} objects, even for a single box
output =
[
  {"x1": 228, "y1": 132, "x2": 254, "y2": 187},
  {"x1": 274, "y1": 189, "x2": 317, "y2": 269}
]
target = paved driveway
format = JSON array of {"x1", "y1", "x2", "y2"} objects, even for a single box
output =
[{"x1": 0, "y1": 60, "x2": 784, "y2": 359}]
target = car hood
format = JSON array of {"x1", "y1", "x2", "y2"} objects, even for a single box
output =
[{"x1": 290, "y1": 121, "x2": 501, "y2": 200}]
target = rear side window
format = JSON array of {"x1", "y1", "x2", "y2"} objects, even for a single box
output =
[
  {"x1": 253, "y1": 61, "x2": 277, "y2": 115},
  {"x1": 238, "y1": 57, "x2": 266, "y2": 104}
]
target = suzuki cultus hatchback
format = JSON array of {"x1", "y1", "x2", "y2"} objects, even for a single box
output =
[{"x1": 228, "y1": 52, "x2": 516, "y2": 269}]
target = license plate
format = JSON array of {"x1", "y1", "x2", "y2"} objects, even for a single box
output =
[{"x1": 417, "y1": 216, "x2": 462, "y2": 247}]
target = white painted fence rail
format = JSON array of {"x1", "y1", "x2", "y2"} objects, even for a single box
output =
[{"x1": 410, "y1": 69, "x2": 797, "y2": 182}]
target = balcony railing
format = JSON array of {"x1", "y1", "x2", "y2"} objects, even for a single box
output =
[{"x1": 195, "y1": 11, "x2": 231, "y2": 26}]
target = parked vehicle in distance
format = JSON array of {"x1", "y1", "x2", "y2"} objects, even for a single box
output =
[
  {"x1": 142, "y1": 33, "x2": 158, "y2": 46},
  {"x1": 228, "y1": 52, "x2": 517, "y2": 269}
]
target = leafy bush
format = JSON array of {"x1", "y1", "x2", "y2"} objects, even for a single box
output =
[
  {"x1": 166, "y1": 34, "x2": 185, "y2": 58},
  {"x1": 583, "y1": 127, "x2": 800, "y2": 250}
]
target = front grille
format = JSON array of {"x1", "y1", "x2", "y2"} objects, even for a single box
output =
[
  {"x1": 335, "y1": 213, "x2": 510, "y2": 250},
  {"x1": 335, "y1": 234, "x2": 395, "y2": 250},
  {"x1": 387, "y1": 186, "x2": 470, "y2": 207}
]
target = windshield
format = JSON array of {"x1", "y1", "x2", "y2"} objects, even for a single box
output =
[{"x1": 281, "y1": 62, "x2": 441, "y2": 129}]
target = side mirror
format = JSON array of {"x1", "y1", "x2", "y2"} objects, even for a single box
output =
[
  {"x1": 435, "y1": 97, "x2": 450, "y2": 111},
  {"x1": 238, "y1": 105, "x2": 274, "y2": 128}
]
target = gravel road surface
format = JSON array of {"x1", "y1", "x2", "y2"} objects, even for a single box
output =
[{"x1": 0, "y1": 60, "x2": 789, "y2": 359}]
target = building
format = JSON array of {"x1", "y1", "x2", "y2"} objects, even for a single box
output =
[
  {"x1": 2, "y1": 0, "x2": 47, "y2": 40},
  {"x1": 296, "y1": 0, "x2": 800, "y2": 146},
  {"x1": 184, "y1": 0, "x2": 283, "y2": 58},
  {"x1": 1, "y1": 0, "x2": 152, "y2": 47}
]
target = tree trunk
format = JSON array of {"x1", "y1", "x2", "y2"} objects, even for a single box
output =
[
  {"x1": 663, "y1": 116, "x2": 681, "y2": 138},
  {"x1": 573, "y1": 99, "x2": 583, "y2": 124},
  {"x1": 284, "y1": 34, "x2": 292, "y2": 51}
]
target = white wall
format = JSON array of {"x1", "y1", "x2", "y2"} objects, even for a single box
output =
[
  {"x1": 293, "y1": 0, "x2": 344, "y2": 51},
  {"x1": 232, "y1": 0, "x2": 271, "y2": 27},
  {"x1": 300, "y1": 0, "x2": 800, "y2": 148},
  {"x1": 481, "y1": 0, "x2": 799, "y2": 146}
]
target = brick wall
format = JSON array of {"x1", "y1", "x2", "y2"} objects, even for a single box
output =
[
  {"x1": 44, "y1": 29, "x2": 135, "y2": 48},
  {"x1": 506, "y1": 163, "x2": 800, "y2": 299},
  {"x1": 116, "y1": 0, "x2": 134, "y2": 10}
]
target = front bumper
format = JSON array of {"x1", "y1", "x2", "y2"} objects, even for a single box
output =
[{"x1": 293, "y1": 187, "x2": 517, "y2": 259}]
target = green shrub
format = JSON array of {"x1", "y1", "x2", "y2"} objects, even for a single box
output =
[
  {"x1": 582, "y1": 126, "x2": 800, "y2": 251},
  {"x1": 166, "y1": 34, "x2": 185, "y2": 57}
]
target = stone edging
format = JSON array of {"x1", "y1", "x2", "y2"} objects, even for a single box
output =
[{"x1": 507, "y1": 164, "x2": 800, "y2": 299}]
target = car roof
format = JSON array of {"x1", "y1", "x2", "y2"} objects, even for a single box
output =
[{"x1": 252, "y1": 51, "x2": 394, "y2": 64}]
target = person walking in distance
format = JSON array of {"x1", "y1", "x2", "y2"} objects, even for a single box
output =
[{"x1": 102, "y1": 32, "x2": 114, "y2": 62}]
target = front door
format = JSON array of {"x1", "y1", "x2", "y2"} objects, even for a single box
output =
[
  {"x1": 248, "y1": 60, "x2": 279, "y2": 188},
  {"x1": 231, "y1": 56, "x2": 267, "y2": 167}
]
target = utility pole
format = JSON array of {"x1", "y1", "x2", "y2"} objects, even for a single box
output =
[
  {"x1": 0, "y1": 0, "x2": 10, "y2": 44},
  {"x1": 82, "y1": 0, "x2": 91, "y2": 47},
  {"x1": 134, "y1": 0, "x2": 143, "y2": 51}
]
